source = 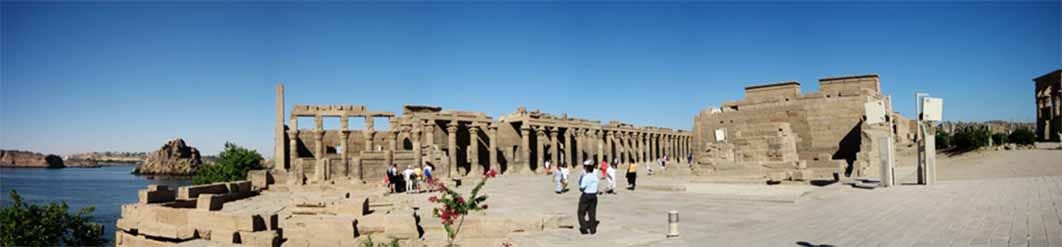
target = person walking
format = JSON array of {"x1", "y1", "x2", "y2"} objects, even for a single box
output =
[
  {"x1": 387, "y1": 164, "x2": 399, "y2": 193},
  {"x1": 577, "y1": 160, "x2": 599, "y2": 235},
  {"x1": 605, "y1": 161, "x2": 617, "y2": 194},
  {"x1": 545, "y1": 160, "x2": 552, "y2": 175},
  {"x1": 560, "y1": 162, "x2": 571, "y2": 192},
  {"x1": 423, "y1": 164, "x2": 434, "y2": 185},
  {"x1": 599, "y1": 159, "x2": 608, "y2": 178},
  {"x1": 687, "y1": 153, "x2": 693, "y2": 168},
  {"x1": 554, "y1": 163, "x2": 566, "y2": 194},
  {"x1": 626, "y1": 161, "x2": 638, "y2": 190},
  {"x1": 403, "y1": 165, "x2": 415, "y2": 194}
]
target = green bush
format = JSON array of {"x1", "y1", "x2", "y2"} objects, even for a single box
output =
[
  {"x1": 192, "y1": 142, "x2": 263, "y2": 185},
  {"x1": 1008, "y1": 128, "x2": 1036, "y2": 145},
  {"x1": 952, "y1": 126, "x2": 992, "y2": 151},
  {"x1": 935, "y1": 131, "x2": 952, "y2": 149},
  {"x1": 0, "y1": 190, "x2": 104, "y2": 246},
  {"x1": 991, "y1": 133, "x2": 1008, "y2": 146}
]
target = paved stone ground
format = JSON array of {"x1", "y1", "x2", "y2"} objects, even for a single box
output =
[{"x1": 501, "y1": 148, "x2": 1062, "y2": 247}]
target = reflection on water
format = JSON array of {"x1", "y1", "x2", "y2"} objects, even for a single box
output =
[{"x1": 0, "y1": 164, "x2": 190, "y2": 242}]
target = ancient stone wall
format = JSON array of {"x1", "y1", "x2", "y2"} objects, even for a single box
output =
[
  {"x1": 693, "y1": 74, "x2": 897, "y2": 179},
  {"x1": 273, "y1": 85, "x2": 692, "y2": 185}
]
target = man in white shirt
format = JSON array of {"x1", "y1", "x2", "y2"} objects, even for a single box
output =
[
  {"x1": 403, "y1": 165, "x2": 415, "y2": 194},
  {"x1": 577, "y1": 160, "x2": 599, "y2": 235}
]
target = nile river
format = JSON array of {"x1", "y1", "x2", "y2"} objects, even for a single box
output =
[{"x1": 0, "y1": 164, "x2": 190, "y2": 243}]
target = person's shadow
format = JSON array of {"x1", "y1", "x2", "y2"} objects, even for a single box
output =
[{"x1": 796, "y1": 241, "x2": 835, "y2": 247}]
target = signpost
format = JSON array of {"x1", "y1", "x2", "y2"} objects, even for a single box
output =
[{"x1": 916, "y1": 93, "x2": 943, "y2": 185}]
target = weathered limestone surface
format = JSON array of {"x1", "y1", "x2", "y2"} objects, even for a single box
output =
[
  {"x1": 693, "y1": 74, "x2": 911, "y2": 180},
  {"x1": 134, "y1": 138, "x2": 203, "y2": 176},
  {"x1": 1035, "y1": 69, "x2": 1061, "y2": 141},
  {"x1": 274, "y1": 85, "x2": 692, "y2": 186}
]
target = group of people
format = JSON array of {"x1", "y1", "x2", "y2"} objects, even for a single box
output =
[{"x1": 386, "y1": 163, "x2": 434, "y2": 194}]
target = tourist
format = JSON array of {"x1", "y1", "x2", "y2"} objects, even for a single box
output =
[
  {"x1": 387, "y1": 164, "x2": 399, "y2": 193},
  {"x1": 413, "y1": 165, "x2": 423, "y2": 192},
  {"x1": 423, "y1": 164, "x2": 434, "y2": 185},
  {"x1": 599, "y1": 159, "x2": 608, "y2": 178},
  {"x1": 605, "y1": 161, "x2": 617, "y2": 194},
  {"x1": 687, "y1": 153, "x2": 693, "y2": 167},
  {"x1": 403, "y1": 165, "x2": 415, "y2": 194},
  {"x1": 545, "y1": 159, "x2": 552, "y2": 175},
  {"x1": 560, "y1": 162, "x2": 571, "y2": 192},
  {"x1": 626, "y1": 161, "x2": 638, "y2": 190},
  {"x1": 554, "y1": 163, "x2": 566, "y2": 194},
  {"x1": 577, "y1": 160, "x2": 599, "y2": 235}
]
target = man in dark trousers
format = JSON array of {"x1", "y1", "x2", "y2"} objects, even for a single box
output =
[{"x1": 577, "y1": 160, "x2": 599, "y2": 234}]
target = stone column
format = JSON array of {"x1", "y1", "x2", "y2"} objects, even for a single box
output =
[
  {"x1": 385, "y1": 130, "x2": 397, "y2": 169},
  {"x1": 548, "y1": 127, "x2": 558, "y2": 167},
  {"x1": 339, "y1": 129, "x2": 350, "y2": 177},
  {"x1": 469, "y1": 124, "x2": 481, "y2": 175},
  {"x1": 590, "y1": 129, "x2": 598, "y2": 162},
  {"x1": 535, "y1": 126, "x2": 545, "y2": 173},
  {"x1": 425, "y1": 121, "x2": 436, "y2": 148},
  {"x1": 638, "y1": 133, "x2": 646, "y2": 163},
  {"x1": 488, "y1": 124, "x2": 498, "y2": 172},
  {"x1": 413, "y1": 127, "x2": 422, "y2": 169},
  {"x1": 574, "y1": 128, "x2": 584, "y2": 165},
  {"x1": 618, "y1": 132, "x2": 626, "y2": 163},
  {"x1": 564, "y1": 128, "x2": 573, "y2": 166},
  {"x1": 520, "y1": 125, "x2": 531, "y2": 173},
  {"x1": 447, "y1": 121, "x2": 459, "y2": 177},
  {"x1": 312, "y1": 129, "x2": 325, "y2": 182},
  {"x1": 287, "y1": 129, "x2": 301, "y2": 184},
  {"x1": 364, "y1": 117, "x2": 375, "y2": 152},
  {"x1": 314, "y1": 115, "x2": 324, "y2": 157},
  {"x1": 647, "y1": 133, "x2": 655, "y2": 161},
  {"x1": 606, "y1": 131, "x2": 614, "y2": 163},
  {"x1": 275, "y1": 84, "x2": 287, "y2": 171}
]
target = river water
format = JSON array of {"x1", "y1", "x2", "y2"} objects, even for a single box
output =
[{"x1": 0, "y1": 164, "x2": 190, "y2": 243}]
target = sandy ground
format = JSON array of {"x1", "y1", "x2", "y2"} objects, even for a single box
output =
[{"x1": 490, "y1": 147, "x2": 1062, "y2": 246}]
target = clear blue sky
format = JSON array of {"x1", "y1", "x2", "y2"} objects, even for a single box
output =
[{"x1": 2, "y1": 2, "x2": 1059, "y2": 155}]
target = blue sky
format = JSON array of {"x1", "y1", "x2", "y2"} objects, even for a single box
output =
[{"x1": 2, "y1": 2, "x2": 1059, "y2": 155}]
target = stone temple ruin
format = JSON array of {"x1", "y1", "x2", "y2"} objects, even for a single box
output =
[
  {"x1": 115, "y1": 75, "x2": 917, "y2": 246},
  {"x1": 272, "y1": 84, "x2": 693, "y2": 184},
  {"x1": 1035, "y1": 69, "x2": 1061, "y2": 142},
  {"x1": 692, "y1": 74, "x2": 915, "y2": 181}
]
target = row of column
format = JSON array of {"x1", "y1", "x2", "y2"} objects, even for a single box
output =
[
  {"x1": 519, "y1": 125, "x2": 692, "y2": 173},
  {"x1": 287, "y1": 114, "x2": 398, "y2": 181}
]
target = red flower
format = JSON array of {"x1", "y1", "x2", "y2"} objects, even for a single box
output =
[
  {"x1": 455, "y1": 197, "x2": 465, "y2": 205},
  {"x1": 429, "y1": 196, "x2": 439, "y2": 202},
  {"x1": 485, "y1": 169, "x2": 498, "y2": 178}
]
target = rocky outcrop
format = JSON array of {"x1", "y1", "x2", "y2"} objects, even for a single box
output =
[
  {"x1": 134, "y1": 139, "x2": 203, "y2": 176},
  {"x1": 0, "y1": 150, "x2": 64, "y2": 168},
  {"x1": 64, "y1": 153, "x2": 100, "y2": 167}
]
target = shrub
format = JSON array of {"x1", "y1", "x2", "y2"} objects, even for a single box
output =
[
  {"x1": 0, "y1": 190, "x2": 104, "y2": 246},
  {"x1": 192, "y1": 142, "x2": 263, "y2": 185},
  {"x1": 1008, "y1": 128, "x2": 1036, "y2": 145},
  {"x1": 952, "y1": 126, "x2": 992, "y2": 151},
  {"x1": 991, "y1": 133, "x2": 1008, "y2": 146},
  {"x1": 935, "y1": 131, "x2": 952, "y2": 150},
  {"x1": 428, "y1": 169, "x2": 497, "y2": 246}
]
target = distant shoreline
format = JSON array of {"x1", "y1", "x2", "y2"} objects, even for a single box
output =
[{"x1": 0, "y1": 162, "x2": 136, "y2": 169}]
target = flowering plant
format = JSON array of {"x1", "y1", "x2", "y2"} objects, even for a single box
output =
[{"x1": 428, "y1": 169, "x2": 497, "y2": 245}]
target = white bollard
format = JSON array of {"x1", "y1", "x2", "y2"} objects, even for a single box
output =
[{"x1": 667, "y1": 210, "x2": 680, "y2": 238}]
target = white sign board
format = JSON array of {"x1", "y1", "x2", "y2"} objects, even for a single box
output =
[
  {"x1": 921, "y1": 97, "x2": 943, "y2": 121},
  {"x1": 864, "y1": 100, "x2": 887, "y2": 124},
  {"x1": 714, "y1": 128, "x2": 726, "y2": 142}
]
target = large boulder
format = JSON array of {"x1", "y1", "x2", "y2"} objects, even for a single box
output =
[
  {"x1": 134, "y1": 139, "x2": 203, "y2": 176},
  {"x1": 0, "y1": 150, "x2": 64, "y2": 168}
]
